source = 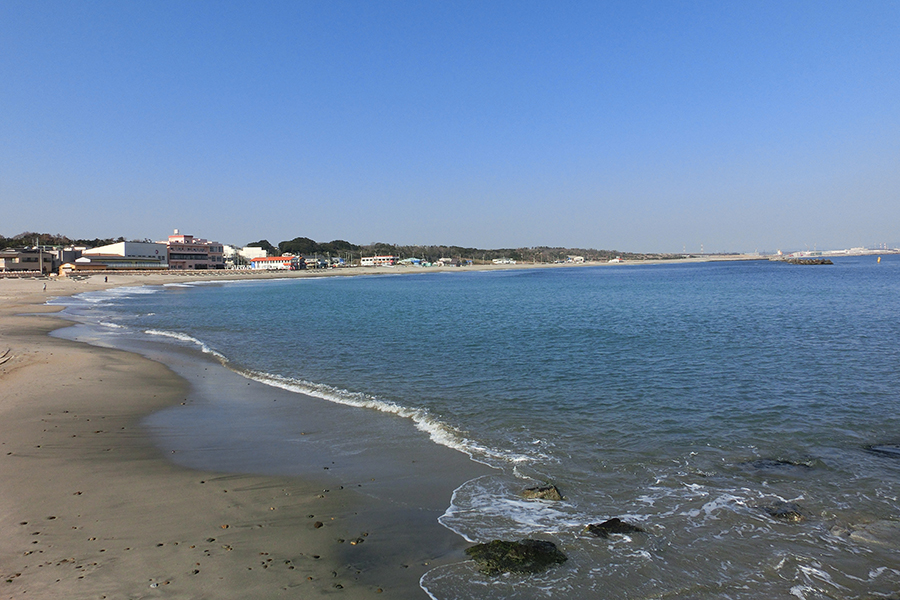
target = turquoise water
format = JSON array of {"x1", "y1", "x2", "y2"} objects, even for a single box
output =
[{"x1": 55, "y1": 257, "x2": 900, "y2": 599}]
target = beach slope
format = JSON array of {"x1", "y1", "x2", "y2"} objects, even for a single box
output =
[{"x1": 0, "y1": 278, "x2": 486, "y2": 598}]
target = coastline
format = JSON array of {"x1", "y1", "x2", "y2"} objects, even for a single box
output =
[
  {"x1": 0, "y1": 254, "x2": 769, "y2": 598},
  {"x1": 0, "y1": 274, "x2": 493, "y2": 598}
]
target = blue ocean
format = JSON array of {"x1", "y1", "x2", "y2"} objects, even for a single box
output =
[{"x1": 53, "y1": 257, "x2": 900, "y2": 599}]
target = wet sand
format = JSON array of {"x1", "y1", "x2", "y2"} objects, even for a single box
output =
[{"x1": 0, "y1": 275, "x2": 494, "y2": 598}]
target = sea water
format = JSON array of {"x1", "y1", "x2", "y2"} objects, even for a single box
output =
[{"x1": 52, "y1": 257, "x2": 900, "y2": 599}]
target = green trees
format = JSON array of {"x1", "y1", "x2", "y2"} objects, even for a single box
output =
[{"x1": 245, "y1": 239, "x2": 277, "y2": 256}]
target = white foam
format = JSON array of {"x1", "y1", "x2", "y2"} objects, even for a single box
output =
[
  {"x1": 438, "y1": 475, "x2": 591, "y2": 543},
  {"x1": 49, "y1": 285, "x2": 161, "y2": 306},
  {"x1": 239, "y1": 370, "x2": 523, "y2": 465},
  {"x1": 142, "y1": 329, "x2": 227, "y2": 360}
]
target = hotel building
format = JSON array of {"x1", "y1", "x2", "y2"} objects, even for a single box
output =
[{"x1": 163, "y1": 230, "x2": 225, "y2": 270}]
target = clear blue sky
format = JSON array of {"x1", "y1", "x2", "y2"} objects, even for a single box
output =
[{"x1": 2, "y1": 1, "x2": 898, "y2": 253}]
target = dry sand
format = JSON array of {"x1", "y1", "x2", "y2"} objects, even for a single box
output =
[{"x1": 0, "y1": 273, "x2": 493, "y2": 599}]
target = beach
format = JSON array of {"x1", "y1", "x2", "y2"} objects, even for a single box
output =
[
  {"x1": 0, "y1": 272, "x2": 494, "y2": 599},
  {"x1": 6, "y1": 253, "x2": 879, "y2": 600}
]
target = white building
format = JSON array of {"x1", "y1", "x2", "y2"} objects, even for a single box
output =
[
  {"x1": 361, "y1": 255, "x2": 399, "y2": 266},
  {"x1": 250, "y1": 256, "x2": 305, "y2": 270},
  {"x1": 240, "y1": 246, "x2": 268, "y2": 261},
  {"x1": 73, "y1": 242, "x2": 169, "y2": 270},
  {"x1": 223, "y1": 245, "x2": 267, "y2": 268}
]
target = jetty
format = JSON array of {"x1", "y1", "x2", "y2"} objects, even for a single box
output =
[{"x1": 770, "y1": 257, "x2": 833, "y2": 265}]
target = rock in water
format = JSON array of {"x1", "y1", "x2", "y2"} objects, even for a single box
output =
[
  {"x1": 839, "y1": 520, "x2": 900, "y2": 547},
  {"x1": 584, "y1": 518, "x2": 645, "y2": 538},
  {"x1": 764, "y1": 501, "x2": 805, "y2": 522},
  {"x1": 522, "y1": 485, "x2": 564, "y2": 501},
  {"x1": 465, "y1": 539, "x2": 567, "y2": 576},
  {"x1": 746, "y1": 458, "x2": 813, "y2": 470}
]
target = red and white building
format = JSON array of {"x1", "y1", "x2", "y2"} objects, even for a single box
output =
[{"x1": 250, "y1": 256, "x2": 305, "y2": 270}]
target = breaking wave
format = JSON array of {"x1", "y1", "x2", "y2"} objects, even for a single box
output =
[{"x1": 142, "y1": 329, "x2": 227, "y2": 361}]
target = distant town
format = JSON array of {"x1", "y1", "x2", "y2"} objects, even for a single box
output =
[{"x1": 0, "y1": 230, "x2": 897, "y2": 277}]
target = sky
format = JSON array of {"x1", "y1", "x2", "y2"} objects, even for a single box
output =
[{"x1": 1, "y1": 1, "x2": 898, "y2": 253}]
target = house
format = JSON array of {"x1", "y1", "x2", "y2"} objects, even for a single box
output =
[
  {"x1": 302, "y1": 255, "x2": 329, "y2": 269},
  {"x1": 0, "y1": 248, "x2": 55, "y2": 274}
]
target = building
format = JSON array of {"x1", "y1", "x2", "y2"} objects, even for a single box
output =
[
  {"x1": 239, "y1": 246, "x2": 268, "y2": 261},
  {"x1": 360, "y1": 255, "x2": 399, "y2": 266},
  {"x1": 0, "y1": 248, "x2": 55, "y2": 274},
  {"x1": 250, "y1": 256, "x2": 305, "y2": 270},
  {"x1": 163, "y1": 230, "x2": 225, "y2": 270},
  {"x1": 302, "y1": 255, "x2": 330, "y2": 269},
  {"x1": 56, "y1": 246, "x2": 88, "y2": 266},
  {"x1": 63, "y1": 241, "x2": 169, "y2": 273},
  {"x1": 223, "y1": 245, "x2": 268, "y2": 268}
]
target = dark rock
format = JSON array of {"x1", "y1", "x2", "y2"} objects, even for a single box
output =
[
  {"x1": 584, "y1": 518, "x2": 645, "y2": 538},
  {"x1": 747, "y1": 459, "x2": 812, "y2": 470},
  {"x1": 865, "y1": 444, "x2": 900, "y2": 459},
  {"x1": 764, "y1": 501, "x2": 805, "y2": 522},
  {"x1": 522, "y1": 485, "x2": 563, "y2": 501},
  {"x1": 465, "y1": 539, "x2": 567, "y2": 576}
]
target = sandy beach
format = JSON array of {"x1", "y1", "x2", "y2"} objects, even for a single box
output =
[{"x1": 0, "y1": 271, "x2": 500, "y2": 599}]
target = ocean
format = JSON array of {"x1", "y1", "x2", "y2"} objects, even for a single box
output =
[{"x1": 52, "y1": 256, "x2": 900, "y2": 599}]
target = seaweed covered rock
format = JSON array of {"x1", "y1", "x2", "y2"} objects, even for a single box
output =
[
  {"x1": 465, "y1": 539, "x2": 567, "y2": 576},
  {"x1": 522, "y1": 485, "x2": 563, "y2": 501},
  {"x1": 584, "y1": 518, "x2": 645, "y2": 538},
  {"x1": 764, "y1": 501, "x2": 805, "y2": 522}
]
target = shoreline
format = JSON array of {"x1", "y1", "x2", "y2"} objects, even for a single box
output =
[
  {"x1": 0, "y1": 250, "x2": 772, "y2": 284},
  {"x1": 0, "y1": 275, "x2": 493, "y2": 598}
]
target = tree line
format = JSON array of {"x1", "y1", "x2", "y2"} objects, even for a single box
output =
[
  {"x1": 2, "y1": 231, "x2": 665, "y2": 263},
  {"x1": 0, "y1": 232, "x2": 127, "y2": 250},
  {"x1": 257, "y1": 237, "x2": 655, "y2": 263}
]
